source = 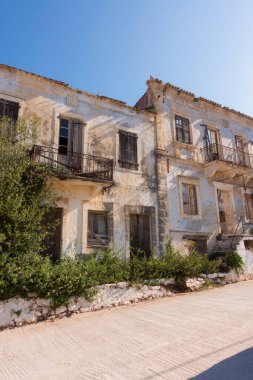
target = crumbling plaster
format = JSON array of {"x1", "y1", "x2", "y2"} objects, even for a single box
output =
[
  {"x1": 0, "y1": 67, "x2": 158, "y2": 259},
  {"x1": 146, "y1": 80, "x2": 253, "y2": 253}
]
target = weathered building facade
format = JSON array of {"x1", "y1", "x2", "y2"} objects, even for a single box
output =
[
  {"x1": 1, "y1": 64, "x2": 253, "y2": 270},
  {"x1": 136, "y1": 77, "x2": 253, "y2": 270},
  {"x1": 0, "y1": 65, "x2": 158, "y2": 260}
]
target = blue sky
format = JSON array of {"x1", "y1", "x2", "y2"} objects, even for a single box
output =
[{"x1": 1, "y1": 0, "x2": 253, "y2": 115}]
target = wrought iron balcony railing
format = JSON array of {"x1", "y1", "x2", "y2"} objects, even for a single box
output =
[
  {"x1": 199, "y1": 143, "x2": 253, "y2": 168},
  {"x1": 30, "y1": 145, "x2": 113, "y2": 182}
]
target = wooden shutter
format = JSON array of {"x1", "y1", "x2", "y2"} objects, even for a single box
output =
[
  {"x1": 119, "y1": 130, "x2": 128, "y2": 162},
  {"x1": 189, "y1": 185, "x2": 198, "y2": 215},
  {"x1": 72, "y1": 121, "x2": 83, "y2": 154},
  {"x1": 182, "y1": 183, "x2": 191, "y2": 215},
  {"x1": 119, "y1": 130, "x2": 138, "y2": 169},
  {"x1": 128, "y1": 134, "x2": 138, "y2": 164},
  {"x1": 130, "y1": 214, "x2": 151, "y2": 257}
]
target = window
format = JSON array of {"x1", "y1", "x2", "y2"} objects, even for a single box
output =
[
  {"x1": 118, "y1": 130, "x2": 138, "y2": 170},
  {"x1": 245, "y1": 194, "x2": 253, "y2": 221},
  {"x1": 0, "y1": 98, "x2": 19, "y2": 122},
  {"x1": 204, "y1": 126, "x2": 219, "y2": 161},
  {"x1": 205, "y1": 127, "x2": 218, "y2": 147},
  {"x1": 175, "y1": 115, "x2": 191, "y2": 144},
  {"x1": 59, "y1": 118, "x2": 69, "y2": 155},
  {"x1": 235, "y1": 136, "x2": 244, "y2": 151},
  {"x1": 88, "y1": 211, "x2": 108, "y2": 246},
  {"x1": 58, "y1": 117, "x2": 84, "y2": 156},
  {"x1": 182, "y1": 183, "x2": 198, "y2": 215},
  {"x1": 185, "y1": 238, "x2": 207, "y2": 254}
]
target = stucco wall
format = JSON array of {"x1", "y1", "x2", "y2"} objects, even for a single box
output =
[
  {"x1": 0, "y1": 67, "x2": 158, "y2": 259},
  {"x1": 148, "y1": 81, "x2": 253, "y2": 252}
]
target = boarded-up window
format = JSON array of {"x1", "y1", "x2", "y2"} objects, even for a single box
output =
[
  {"x1": 88, "y1": 211, "x2": 108, "y2": 246},
  {"x1": 0, "y1": 98, "x2": 19, "y2": 121},
  {"x1": 182, "y1": 183, "x2": 198, "y2": 215},
  {"x1": 118, "y1": 130, "x2": 138, "y2": 170},
  {"x1": 130, "y1": 214, "x2": 151, "y2": 257},
  {"x1": 175, "y1": 115, "x2": 191, "y2": 144}
]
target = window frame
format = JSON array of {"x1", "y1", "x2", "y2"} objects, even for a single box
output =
[
  {"x1": 118, "y1": 129, "x2": 139, "y2": 170},
  {"x1": 58, "y1": 116, "x2": 85, "y2": 156},
  {"x1": 0, "y1": 98, "x2": 19, "y2": 122},
  {"x1": 87, "y1": 210, "x2": 109, "y2": 247},
  {"x1": 178, "y1": 177, "x2": 201, "y2": 219},
  {"x1": 245, "y1": 194, "x2": 253, "y2": 222},
  {"x1": 175, "y1": 115, "x2": 191, "y2": 145}
]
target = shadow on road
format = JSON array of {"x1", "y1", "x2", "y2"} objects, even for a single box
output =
[{"x1": 189, "y1": 347, "x2": 253, "y2": 380}]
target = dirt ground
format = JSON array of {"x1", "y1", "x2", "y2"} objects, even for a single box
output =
[{"x1": 1, "y1": 281, "x2": 253, "y2": 380}]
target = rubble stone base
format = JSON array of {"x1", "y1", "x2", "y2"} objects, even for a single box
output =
[{"x1": 1, "y1": 273, "x2": 252, "y2": 331}]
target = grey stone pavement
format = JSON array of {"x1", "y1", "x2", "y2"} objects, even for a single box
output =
[{"x1": 0, "y1": 281, "x2": 253, "y2": 380}]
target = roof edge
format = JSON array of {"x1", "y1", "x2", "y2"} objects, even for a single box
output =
[
  {"x1": 0, "y1": 64, "x2": 154, "y2": 118},
  {"x1": 147, "y1": 77, "x2": 253, "y2": 123}
]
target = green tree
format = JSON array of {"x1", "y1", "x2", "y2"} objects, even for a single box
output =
[{"x1": 0, "y1": 117, "x2": 56, "y2": 256}]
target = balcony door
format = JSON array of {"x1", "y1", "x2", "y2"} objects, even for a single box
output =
[
  {"x1": 205, "y1": 127, "x2": 219, "y2": 161},
  {"x1": 235, "y1": 136, "x2": 246, "y2": 166},
  {"x1": 217, "y1": 189, "x2": 235, "y2": 234},
  {"x1": 58, "y1": 118, "x2": 83, "y2": 171}
]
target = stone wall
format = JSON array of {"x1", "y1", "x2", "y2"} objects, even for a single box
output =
[
  {"x1": 0, "y1": 283, "x2": 175, "y2": 331},
  {"x1": 1, "y1": 274, "x2": 252, "y2": 331}
]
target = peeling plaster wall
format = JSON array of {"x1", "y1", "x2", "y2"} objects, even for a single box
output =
[
  {"x1": 0, "y1": 67, "x2": 158, "y2": 259},
  {"x1": 148, "y1": 83, "x2": 253, "y2": 253}
]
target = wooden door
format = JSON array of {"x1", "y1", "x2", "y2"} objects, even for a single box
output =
[
  {"x1": 43, "y1": 207, "x2": 63, "y2": 262},
  {"x1": 235, "y1": 136, "x2": 245, "y2": 165},
  {"x1": 217, "y1": 190, "x2": 235, "y2": 234},
  {"x1": 130, "y1": 214, "x2": 151, "y2": 258},
  {"x1": 205, "y1": 127, "x2": 219, "y2": 160}
]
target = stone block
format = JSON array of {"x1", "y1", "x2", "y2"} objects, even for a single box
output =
[
  {"x1": 55, "y1": 306, "x2": 67, "y2": 315},
  {"x1": 35, "y1": 299, "x2": 51, "y2": 308},
  {"x1": 116, "y1": 282, "x2": 128, "y2": 289},
  {"x1": 161, "y1": 278, "x2": 175, "y2": 286},
  {"x1": 207, "y1": 274, "x2": 218, "y2": 280},
  {"x1": 150, "y1": 286, "x2": 161, "y2": 290}
]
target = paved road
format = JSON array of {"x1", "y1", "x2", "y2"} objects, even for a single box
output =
[{"x1": 1, "y1": 281, "x2": 253, "y2": 380}]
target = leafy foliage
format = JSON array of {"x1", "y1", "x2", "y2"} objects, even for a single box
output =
[
  {"x1": 224, "y1": 251, "x2": 244, "y2": 274},
  {"x1": 0, "y1": 117, "x2": 56, "y2": 256},
  {"x1": 0, "y1": 243, "x2": 220, "y2": 307},
  {"x1": 209, "y1": 251, "x2": 244, "y2": 274}
]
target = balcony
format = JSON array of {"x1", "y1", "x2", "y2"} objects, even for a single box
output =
[
  {"x1": 200, "y1": 143, "x2": 253, "y2": 167},
  {"x1": 198, "y1": 143, "x2": 253, "y2": 183},
  {"x1": 30, "y1": 145, "x2": 113, "y2": 183}
]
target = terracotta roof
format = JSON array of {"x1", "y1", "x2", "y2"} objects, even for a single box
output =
[{"x1": 0, "y1": 64, "x2": 152, "y2": 117}]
